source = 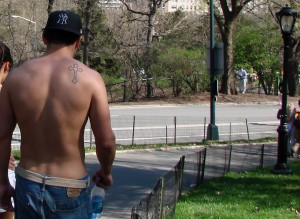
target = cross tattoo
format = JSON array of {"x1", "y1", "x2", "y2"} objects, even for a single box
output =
[{"x1": 68, "y1": 64, "x2": 83, "y2": 84}]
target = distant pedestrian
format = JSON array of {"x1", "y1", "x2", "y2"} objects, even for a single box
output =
[
  {"x1": 292, "y1": 100, "x2": 300, "y2": 158},
  {"x1": 287, "y1": 103, "x2": 296, "y2": 157},
  {"x1": 236, "y1": 67, "x2": 248, "y2": 94}
]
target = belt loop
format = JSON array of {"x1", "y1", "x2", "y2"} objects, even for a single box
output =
[
  {"x1": 87, "y1": 177, "x2": 90, "y2": 188},
  {"x1": 42, "y1": 177, "x2": 46, "y2": 192}
]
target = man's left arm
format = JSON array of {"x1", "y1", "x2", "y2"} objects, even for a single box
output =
[{"x1": 89, "y1": 72, "x2": 116, "y2": 189}]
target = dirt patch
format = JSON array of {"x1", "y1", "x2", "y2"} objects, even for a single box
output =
[{"x1": 110, "y1": 92, "x2": 300, "y2": 105}]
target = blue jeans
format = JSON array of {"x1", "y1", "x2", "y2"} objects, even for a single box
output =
[{"x1": 15, "y1": 174, "x2": 92, "y2": 219}]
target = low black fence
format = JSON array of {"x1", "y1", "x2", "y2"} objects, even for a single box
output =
[
  {"x1": 131, "y1": 143, "x2": 277, "y2": 219},
  {"x1": 105, "y1": 115, "x2": 277, "y2": 146},
  {"x1": 11, "y1": 116, "x2": 279, "y2": 150}
]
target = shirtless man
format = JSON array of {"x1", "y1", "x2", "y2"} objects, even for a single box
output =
[
  {"x1": 0, "y1": 42, "x2": 15, "y2": 219},
  {"x1": 0, "y1": 10, "x2": 116, "y2": 219}
]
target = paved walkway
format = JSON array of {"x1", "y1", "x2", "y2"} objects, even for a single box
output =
[{"x1": 85, "y1": 144, "x2": 280, "y2": 218}]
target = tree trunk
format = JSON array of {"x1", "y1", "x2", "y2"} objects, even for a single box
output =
[
  {"x1": 147, "y1": 13, "x2": 156, "y2": 44},
  {"x1": 83, "y1": 0, "x2": 93, "y2": 66},
  {"x1": 215, "y1": 0, "x2": 252, "y2": 95},
  {"x1": 145, "y1": 12, "x2": 156, "y2": 97},
  {"x1": 47, "y1": 0, "x2": 55, "y2": 15},
  {"x1": 289, "y1": 37, "x2": 300, "y2": 96},
  {"x1": 221, "y1": 20, "x2": 236, "y2": 94},
  {"x1": 120, "y1": 0, "x2": 166, "y2": 98},
  {"x1": 288, "y1": 58, "x2": 297, "y2": 96}
]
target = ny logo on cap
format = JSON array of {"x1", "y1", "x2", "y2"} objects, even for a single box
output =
[{"x1": 57, "y1": 13, "x2": 68, "y2": 25}]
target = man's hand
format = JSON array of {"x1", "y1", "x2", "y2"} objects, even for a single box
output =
[
  {"x1": 8, "y1": 153, "x2": 15, "y2": 170},
  {"x1": 92, "y1": 168, "x2": 113, "y2": 189},
  {"x1": 0, "y1": 182, "x2": 14, "y2": 212}
]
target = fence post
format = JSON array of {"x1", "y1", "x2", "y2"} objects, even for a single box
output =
[
  {"x1": 200, "y1": 148, "x2": 206, "y2": 183},
  {"x1": 178, "y1": 156, "x2": 185, "y2": 198},
  {"x1": 174, "y1": 116, "x2": 177, "y2": 144},
  {"x1": 166, "y1": 126, "x2": 168, "y2": 144},
  {"x1": 132, "y1": 116, "x2": 136, "y2": 146},
  {"x1": 196, "y1": 151, "x2": 202, "y2": 188},
  {"x1": 131, "y1": 208, "x2": 140, "y2": 219},
  {"x1": 159, "y1": 177, "x2": 165, "y2": 219},
  {"x1": 227, "y1": 144, "x2": 233, "y2": 172},
  {"x1": 260, "y1": 144, "x2": 265, "y2": 168},
  {"x1": 229, "y1": 122, "x2": 232, "y2": 143},
  {"x1": 203, "y1": 117, "x2": 207, "y2": 141},
  {"x1": 246, "y1": 118, "x2": 250, "y2": 141}
]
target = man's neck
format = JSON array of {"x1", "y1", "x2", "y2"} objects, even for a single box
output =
[{"x1": 44, "y1": 44, "x2": 76, "y2": 58}]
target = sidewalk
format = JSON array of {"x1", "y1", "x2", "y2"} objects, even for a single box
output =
[{"x1": 85, "y1": 144, "x2": 279, "y2": 218}]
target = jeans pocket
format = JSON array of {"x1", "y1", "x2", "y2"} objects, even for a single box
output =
[{"x1": 46, "y1": 187, "x2": 92, "y2": 219}]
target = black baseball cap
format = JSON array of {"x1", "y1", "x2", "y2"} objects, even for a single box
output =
[{"x1": 43, "y1": 10, "x2": 83, "y2": 36}]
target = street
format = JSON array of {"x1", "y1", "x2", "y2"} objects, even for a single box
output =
[{"x1": 11, "y1": 103, "x2": 283, "y2": 149}]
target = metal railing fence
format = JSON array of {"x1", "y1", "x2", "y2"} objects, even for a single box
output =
[
  {"x1": 11, "y1": 116, "x2": 278, "y2": 150},
  {"x1": 131, "y1": 143, "x2": 277, "y2": 219},
  {"x1": 131, "y1": 149, "x2": 206, "y2": 219},
  {"x1": 9, "y1": 115, "x2": 278, "y2": 219},
  {"x1": 110, "y1": 116, "x2": 278, "y2": 146}
]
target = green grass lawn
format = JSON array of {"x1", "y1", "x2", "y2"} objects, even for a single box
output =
[{"x1": 175, "y1": 161, "x2": 300, "y2": 219}]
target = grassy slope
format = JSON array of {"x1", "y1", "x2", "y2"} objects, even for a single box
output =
[{"x1": 175, "y1": 161, "x2": 300, "y2": 219}]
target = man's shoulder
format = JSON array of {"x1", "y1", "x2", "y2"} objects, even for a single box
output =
[{"x1": 11, "y1": 58, "x2": 43, "y2": 74}]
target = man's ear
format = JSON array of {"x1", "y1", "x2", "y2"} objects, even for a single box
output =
[
  {"x1": 42, "y1": 33, "x2": 49, "y2": 46},
  {"x1": 74, "y1": 36, "x2": 82, "y2": 51},
  {"x1": 2, "y1": 61, "x2": 10, "y2": 73}
]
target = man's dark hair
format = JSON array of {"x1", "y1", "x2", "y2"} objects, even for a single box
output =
[
  {"x1": 43, "y1": 29, "x2": 80, "y2": 46},
  {"x1": 0, "y1": 42, "x2": 13, "y2": 67}
]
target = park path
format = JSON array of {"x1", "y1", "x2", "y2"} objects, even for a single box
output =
[{"x1": 85, "y1": 143, "x2": 279, "y2": 219}]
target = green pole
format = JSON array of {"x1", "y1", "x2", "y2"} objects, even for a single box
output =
[{"x1": 207, "y1": 0, "x2": 219, "y2": 140}]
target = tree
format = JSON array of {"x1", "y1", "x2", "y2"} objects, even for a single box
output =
[
  {"x1": 158, "y1": 10, "x2": 210, "y2": 48},
  {"x1": 82, "y1": 0, "x2": 97, "y2": 65},
  {"x1": 148, "y1": 47, "x2": 209, "y2": 97},
  {"x1": 211, "y1": 0, "x2": 253, "y2": 94},
  {"x1": 235, "y1": 14, "x2": 282, "y2": 95},
  {"x1": 287, "y1": 0, "x2": 300, "y2": 96},
  {"x1": 213, "y1": 0, "x2": 300, "y2": 96},
  {"x1": 4, "y1": 0, "x2": 43, "y2": 64},
  {"x1": 120, "y1": 0, "x2": 169, "y2": 44},
  {"x1": 120, "y1": 0, "x2": 170, "y2": 97},
  {"x1": 269, "y1": 0, "x2": 300, "y2": 96}
]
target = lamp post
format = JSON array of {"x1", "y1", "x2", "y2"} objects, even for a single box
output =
[
  {"x1": 207, "y1": 0, "x2": 219, "y2": 140},
  {"x1": 273, "y1": 6, "x2": 297, "y2": 174},
  {"x1": 11, "y1": 15, "x2": 37, "y2": 57}
]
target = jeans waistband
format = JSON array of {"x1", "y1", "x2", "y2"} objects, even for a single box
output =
[{"x1": 15, "y1": 166, "x2": 89, "y2": 189}]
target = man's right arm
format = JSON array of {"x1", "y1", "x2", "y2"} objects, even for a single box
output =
[
  {"x1": 89, "y1": 73, "x2": 116, "y2": 188},
  {"x1": 0, "y1": 82, "x2": 16, "y2": 210}
]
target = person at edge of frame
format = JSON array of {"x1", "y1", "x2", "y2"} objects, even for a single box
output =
[{"x1": 0, "y1": 42, "x2": 15, "y2": 219}]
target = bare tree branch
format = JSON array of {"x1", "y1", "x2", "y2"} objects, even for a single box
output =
[{"x1": 47, "y1": 0, "x2": 55, "y2": 15}]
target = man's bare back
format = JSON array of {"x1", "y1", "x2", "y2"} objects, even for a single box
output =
[
  {"x1": 12, "y1": 48, "x2": 112, "y2": 178},
  {"x1": 0, "y1": 10, "x2": 115, "y2": 218},
  {"x1": 1, "y1": 45, "x2": 115, "y2": 180}
]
